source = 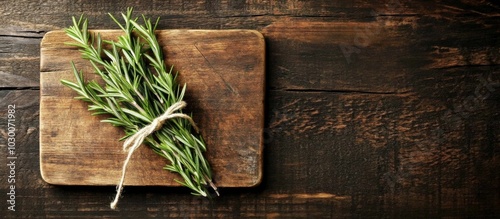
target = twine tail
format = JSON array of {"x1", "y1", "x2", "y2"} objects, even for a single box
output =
[{"x1": 110, "y1": 132, "x2": 146, "y2": 210}]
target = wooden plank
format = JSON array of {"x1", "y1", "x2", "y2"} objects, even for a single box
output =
[
  {"x1": 39, "y1": 30, "x2": 265, "y2": 187},
  {"x1": 0, "y1": 29, "x2": 42, "y2": 88}
]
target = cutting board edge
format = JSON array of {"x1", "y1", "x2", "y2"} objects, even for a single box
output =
[{"x1": 41, "y1": 29, "x2": 265, "y2": 46}]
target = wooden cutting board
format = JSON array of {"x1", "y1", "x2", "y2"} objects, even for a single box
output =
[{"x1": 39, "y1": 30, "x2": 265, "y2": 187}]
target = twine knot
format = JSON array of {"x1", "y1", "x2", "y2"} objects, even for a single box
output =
[{"x1": 110, "y1": 101, "x2": 198, "y2": 209}]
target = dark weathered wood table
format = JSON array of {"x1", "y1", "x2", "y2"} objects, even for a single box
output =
[{"x1": 1, "y1": 1, "x2": 499, "y2": 218}]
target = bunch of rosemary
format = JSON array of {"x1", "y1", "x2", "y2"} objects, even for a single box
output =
[{"x1": 61, "y1": 8, "x2": 217, "y2": 209}]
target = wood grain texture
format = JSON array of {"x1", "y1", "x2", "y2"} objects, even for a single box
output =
[
  {"x1": 39, "y1": 30, "x2": 265, "y2": 187},
  {"x1": 0, "y1": 0, "x2": 499, "y2": 218}
]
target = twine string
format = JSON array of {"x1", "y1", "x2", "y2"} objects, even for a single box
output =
[{"x1": 110, "y1": 101, "x2": 198, "y2": 209}]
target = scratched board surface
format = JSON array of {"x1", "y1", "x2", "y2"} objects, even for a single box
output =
[{"x1": 39, "y1": 30, "x2": 265, "y2": 187}]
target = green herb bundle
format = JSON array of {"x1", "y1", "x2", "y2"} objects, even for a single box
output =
[{"x1": 61, "y1": 8, "x2": 217, "y2": 209}]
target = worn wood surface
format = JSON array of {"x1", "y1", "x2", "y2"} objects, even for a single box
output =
[
  {"x1": 39, "y1": 30, "x2": 265, "y2": 187},
  {"x1": 1, "y1": 0, "x2": 499, "y2": 218}
]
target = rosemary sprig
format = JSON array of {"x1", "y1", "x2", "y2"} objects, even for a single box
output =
[{"x1": 61, "y1": 8, "x2": 218, "y2": 204}]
